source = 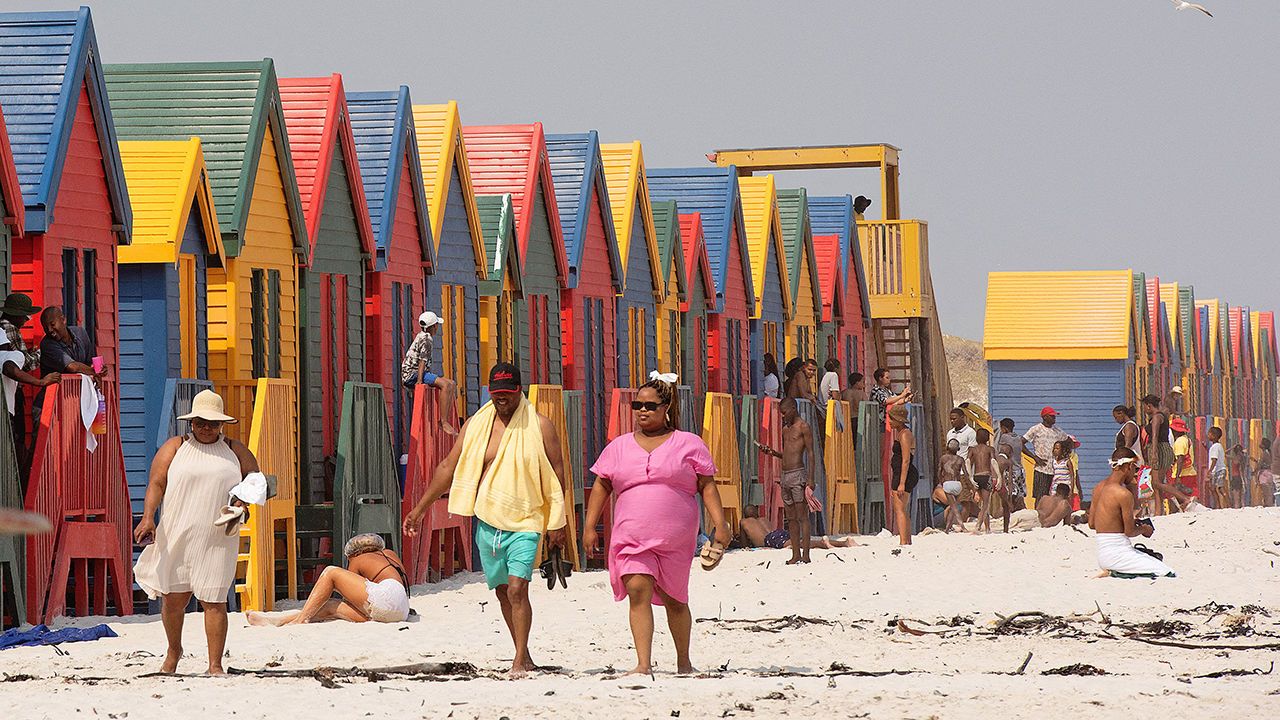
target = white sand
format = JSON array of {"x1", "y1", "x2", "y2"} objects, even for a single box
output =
[{"x1": 3, "y1": 507, "x2": 1278, "y2": 719}]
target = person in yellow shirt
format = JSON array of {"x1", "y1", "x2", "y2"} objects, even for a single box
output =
[{"x1": 1170, "y1": 417, "x2": 1199, "y2": 510}]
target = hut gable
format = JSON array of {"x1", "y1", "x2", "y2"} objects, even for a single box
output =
[
  {"x1": 105, "y1": 59, "x2": 306, "y2": 260},
  {"x1": 411, "y1": 101, "x2": 485, "y2": 276},
  {"x1": 545, "y1": 131, "x2": 623, "y2": 292},
  {"x1": 738, "y1": 175, "x2": 791, "y2": 320}
]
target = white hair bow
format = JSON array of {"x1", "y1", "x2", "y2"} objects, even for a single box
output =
[
  {"x1": 649, "y1": 371, "x2": 679, "y2": 384},
  {"x1": 1108, "y1": 457, "x2": 1135, "y2": 470}
]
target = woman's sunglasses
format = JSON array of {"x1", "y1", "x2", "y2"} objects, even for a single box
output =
[{"x1": 630, "y1": 401, "x2": 668, "y2": 412}]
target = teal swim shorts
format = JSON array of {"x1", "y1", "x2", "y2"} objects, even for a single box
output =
[{"x1": 475, "y1": 518, "x2": 540, "y2": 589}]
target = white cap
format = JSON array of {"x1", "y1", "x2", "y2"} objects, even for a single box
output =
[
  {"x1": 418, "y1": 311, "x2": 442, "y2": 329},
  {"x1": 1171, "y1": 385, "x2": 1183, "y2": 394}
]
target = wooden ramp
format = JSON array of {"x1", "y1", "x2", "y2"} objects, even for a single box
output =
[
  {"x1": 824, "y1": 400, "x2": 858, "y2": 534},
  {"x1": 334, "y1": 382, "x2": 400, "y2": 555},
  {"x1": 402, "y1": 386, "x2": 470, "y2": 584},
  {"x1": 24, "y1": 377, "x2": 133, "y2": 624},
  {"x1": 217, "y1": 379, "x2": 297, "y2": 612}
]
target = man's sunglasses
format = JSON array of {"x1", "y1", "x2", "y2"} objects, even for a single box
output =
[{"x1": 630, "y1": 401, "x2": 668, "y2": 412}]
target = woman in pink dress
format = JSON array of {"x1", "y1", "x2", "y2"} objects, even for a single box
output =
[{"x1": 584, "y1": 375, "x2": 731, "y2": 675}]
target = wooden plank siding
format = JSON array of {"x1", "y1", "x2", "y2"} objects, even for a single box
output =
[
  {"x1": 475, "y1": 194, "x2": 523, "y2": 376},
  {"x1": 545, "y1": 131, "x2": 624, "y2": 474},
  {"x1": 646, "y1": 168, "x2": 755, "y2": 397},
  {"x1": 679, "y1": 213, "x2": 715, "y2": 396},
  {"x1": 348, "y1": 89, "x2": 433, "y2": 459},
  {"x1": 652, "y1": 201, "x2": 687, "y2": 378},
  {"x1": 516, "y1": 183, "x2": 563, "y2": 385},
  {"x1": 412, "y1": 102, "x2": 485, "y2": 412},
  {"x1": 809, "y1": 195, "x2": 871, "y2": 374},
  {"x1": 778, "y1": 189, "x2": 821, "y2": 365}
]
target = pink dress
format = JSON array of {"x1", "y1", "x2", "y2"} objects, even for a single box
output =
[{"x1": 590, "y1": 430, "x2": 718, "y2": 606}]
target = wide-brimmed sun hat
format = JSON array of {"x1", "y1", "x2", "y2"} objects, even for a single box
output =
[
  {"x1": 177, "y1": 389, "x2": 238, "y2": 424},
  {"x1": 0, "y1": 293, "x2": 40, "y2": 317}
]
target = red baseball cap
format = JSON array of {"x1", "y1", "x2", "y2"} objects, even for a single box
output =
[
  {"x1": 1170, "y1": 417, "x2": 1188, "y2": 433},
  {"x1": 1040, "y1": 406, "x2": 1060, "y2": 417}
]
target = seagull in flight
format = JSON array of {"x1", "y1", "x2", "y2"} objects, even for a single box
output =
[{"x1": 1170, "y1": 0, "x2": 1213, "y2": 17}]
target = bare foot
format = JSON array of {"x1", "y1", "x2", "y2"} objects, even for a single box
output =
[
  {"x1": 1095, "y1": 570, "x2": 1112, "y2": 578},
  {"x1": 800, "y1": 555, "x2": 811, "y2": 564},
  {"x1": 160, "y1": 648, "x2": 182, "y2": 674},
  {"x1": 206, "y1": 665, "x2": 226, "y2": 676},
  {"x1": 246, "y1": 611, "x2": 276, "y2": 627},
  {"x1": 785, "y1": 557, "x2": 802, "y2": 565},
  {"x1": 621, "y1": 665, "x2": 653, "y2": 677},
  {"x1": 676, "y1": 662, "x2": 696, "y2": 675}
]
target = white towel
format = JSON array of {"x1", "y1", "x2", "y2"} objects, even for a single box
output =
[
  {"x1": 79, "y1": 375, "x2": 99, "y2": 453},
  {"x1": 1096, "y1": 533, "x2": 1175, "y2": 577},
  {"x1": 0, "y1": 350, "x2": 23, "y2": 415},
  {"x1": 229, "y1": 471, "x2": 268, "y2": 506}
]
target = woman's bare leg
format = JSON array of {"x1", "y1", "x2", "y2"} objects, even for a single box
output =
[
  {"x1": 654, "y1": 584, "x2": 693, "y2": 674},
  {"x1": 623, "y1": 574, "x2": 655, "y2": 675},
  {"x1": 894, "y1": 490, "x2": 911, "y2": 545},
  {"x1": 198, "y1": 601, "x2": 228, "y2": 675},
  {"x1": 284, "y1": 566, "x2": 370, "y2": 624},
  {"x1": 159, "y1": 591, "x2": 193, "y2": 673}
]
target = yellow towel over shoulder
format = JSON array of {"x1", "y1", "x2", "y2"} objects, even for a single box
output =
[{"x1": 448, "y1": 396, "x2": 566, "y2": 533}]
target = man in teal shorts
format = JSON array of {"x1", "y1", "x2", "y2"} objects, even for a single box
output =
[{"x1": 404, "y1": 363, "x2": 567, "y2": 676}]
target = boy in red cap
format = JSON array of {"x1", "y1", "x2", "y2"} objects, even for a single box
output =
[{"x1": 1170, "y1": 417, "x2": 1199, "y2": 510}]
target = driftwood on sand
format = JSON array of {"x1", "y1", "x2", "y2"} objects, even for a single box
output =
[{"x1": 225, "y1": 662, "x2": 479, "y2": 689}]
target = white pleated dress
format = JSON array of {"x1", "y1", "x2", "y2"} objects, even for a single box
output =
[{"x1": 134, "y1": 435, "x2": 242, "y2": 603}]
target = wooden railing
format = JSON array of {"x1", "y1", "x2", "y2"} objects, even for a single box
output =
[
  {"x1": 402, "y1": 385, "x2": 469, "y2": 584},
  {"x1": 824, "y1": 399, "x2": 859, "y2": 534},
  {"x1": 856, "y1": 220, "x2": 930, "y2": 318},
  {"x1": 24, "y1": 376, "x2": 133, "y2": 623},
  {"x1": 213, "y1": 378, "x2": 298, "y2": 611},
  {"x1": 333, "y1": 383, "x2": 399, "y2": 557},
  {"x1": 701, "y1": 392, "x2": 742, "y2": 535},
  {"x1": 528, "y1": 385, "x2": 581, "y2": 571}
]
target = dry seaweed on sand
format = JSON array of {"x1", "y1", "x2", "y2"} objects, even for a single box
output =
[
  {"x1": 695, "y1": 615, "x2": 838, "y2": 633},
  {"x1": 1042, "y1": 663, "x2": 1108, "y2": 676},
  {"x1": 224, "y1": 662, "x2": 479, "y2": 689}
]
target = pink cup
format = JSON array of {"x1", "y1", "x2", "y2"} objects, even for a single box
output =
[{"x1": 91, "y1": 356, "x2": 104, "y2": 374}]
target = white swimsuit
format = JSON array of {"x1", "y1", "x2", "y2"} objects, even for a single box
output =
[{"x1": 363, "y1": 578, "x2": 410, "y2": 622}]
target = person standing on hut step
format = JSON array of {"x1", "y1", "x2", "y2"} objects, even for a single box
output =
[
  {"x1": 869, "y1": 368, "x2": 911, "y2": 422},
  {"x1": 133, "y1": 390, "x2": 261, "y2": 676},
  {"x1": 1022, "y1": 407, "x2": 1066, "y2": 505},
  {"x1": 402, "y1": 363, "x2": 566, "y2": 677},
  {"x1": 0, "y1": 293, "x2": 59, "y2": 485},
  {"x1": 762, "y1": 353, "x2": 782, "y2": 400},
  {"x1": 583, "y1": 372, "x2": 729, "y2": 676},
  {"x1": 401, "y1": 311, "x2": 458, "y2": 434},
  {"x1": 759, "y1": 397, "x2": 815, "y2": 564},
  {"x1": 842, "y1": 372, "x2": 866, "y2": 408},
  {"x1": 888, "y1": 404, "x2": 919, "y2": 545}
]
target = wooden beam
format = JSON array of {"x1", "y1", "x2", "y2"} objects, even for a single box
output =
[{"x1": 709, "y1": 144, "x2": 898, "y2": 173}]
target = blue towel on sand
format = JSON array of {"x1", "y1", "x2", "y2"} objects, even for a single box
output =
[{"x1": 0, "y1": 623, "x2": 117, "y2": 650}]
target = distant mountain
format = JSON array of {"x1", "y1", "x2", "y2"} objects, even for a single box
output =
[{"x1": 944, "y1": 334, "x2": 986, "y2": 408}]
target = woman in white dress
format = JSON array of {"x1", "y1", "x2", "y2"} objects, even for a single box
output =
[{"x1": 133, "y1": 390, "x2": 259, "y2": 676}]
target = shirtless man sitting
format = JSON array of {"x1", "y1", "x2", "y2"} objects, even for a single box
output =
[
  {"x1": 933, "y1": 439, "x2": 966, "y2": 532},
  {"x1": 738, "y1": 506, "x2": 856, "y2": 550},
  {"x1": 1036, "y1": 484, "x2": 1073, "y2": 527},
  {"x1": 759, "y1": 398, "x2": 814, "y2": 564},
  {"x1": 1088, "y1": 448, "x2": 1174, "y2": 578}
]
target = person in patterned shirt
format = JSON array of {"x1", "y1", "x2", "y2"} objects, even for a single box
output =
[
  {"x1": 0, "y1": 293, "x2": 60, "y2": 485},
  {"x1": 400, "y1": 311, "x2": 457, "y2": 434},
  {"x1": 868, "y1": 368, "x2": 911, "y2": 422}
]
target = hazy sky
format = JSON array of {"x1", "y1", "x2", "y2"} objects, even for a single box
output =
[{"x1": 18, "y1": 0, "x2": 1276, "y2": 338}]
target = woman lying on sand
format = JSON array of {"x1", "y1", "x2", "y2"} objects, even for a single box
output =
[{"x1": 249, "y1": 534, "x2": 410, "y2": 626}]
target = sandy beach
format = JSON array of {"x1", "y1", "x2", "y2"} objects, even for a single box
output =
[{"x1": 3, "y1": 507, "x2": 1278, "y2": 719}]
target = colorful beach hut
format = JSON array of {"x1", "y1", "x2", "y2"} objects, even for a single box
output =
[
  {"x1": 679, "y1": 212, "x2": 716, "y2": 395},
  {"x1": 647, "y1": 167, "x2": 754, "y2": 396},
  {"x1": 738, "y1": 175, "x2": 791, "y2": 393},
  {"x1": 777, "y1": 188, "x2": 821, "y2": 364},
  {"x1": 809, "y1": 195, "x2": 872, "y2": 374},
  {"x1": 107, "y1": 59, "x2": 311, "y2": 609},
  {"x1": 475, "y1": 193, "x2": 523, "y2": 374},
  {"x1": 812, "y1": 232, "x2": 846, "y2": 374},
  {"x1": 985, "y1": 270, "x2": 1136, "y2": 498},
  {"x1": 1, "y1": 8, "x2": 135, "y2": 622},
  {"x1": 545, "y1": 131, "x2": 624, "y2": 467},
  {"x1": 117, "y1": 139, "x2": 225, "y2": 508},
  {"x1": 601, "y1": 141, "x2": 665, "y2": 388},
  {"x1": 279, "y1": 75, "x2": 377, "y2": 502},
  {"x1": 651, "y1": 200, "x2": 688, "y2": 376},
  {"x1": 2, "y1": 8, "x2": 132, "y2": 372},
  {"x1": 463, "y1": 123, "x2": 568, "y2": 385},
  {"x1": 412, "y1": 101, "x2": 486, "y2": 412},
  {"x1": 346, "y1": 88, "x2": 435, "y2": 458}
]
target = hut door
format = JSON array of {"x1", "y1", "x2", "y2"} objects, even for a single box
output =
[
  {"x1": 583, "y1": 298, "x2": 605, "y2": 469},
  {"x1": 178, "y1": 256, "x2": 197, "y2": 376}
]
